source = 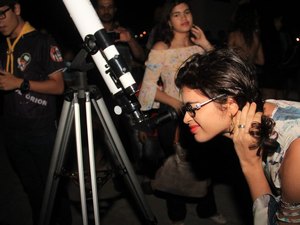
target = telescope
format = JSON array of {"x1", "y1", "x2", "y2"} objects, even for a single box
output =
[
  {"x1": 62, "y1": 0, "x2": 179, "y2": 129},
  {"x1": 62, "y1": 0, "x2": 145, "y2": 125},
  {"x1": 38, "y1": 0, "x2": 179, "y2": 225}
]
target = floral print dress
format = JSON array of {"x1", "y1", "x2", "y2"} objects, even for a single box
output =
[{"x1": 138, "y1": 46, "x2": 204, "y2": 111}]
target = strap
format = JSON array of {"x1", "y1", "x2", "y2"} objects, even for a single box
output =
[{"x1": 6, "y1": 21, "x2": 35, "y2": 74}]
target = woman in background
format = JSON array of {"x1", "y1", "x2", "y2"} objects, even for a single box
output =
[{"x1": 227, "y1": 2, "x2": 264, "y2": 66}]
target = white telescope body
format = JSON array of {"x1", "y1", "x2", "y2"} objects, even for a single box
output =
[{"x1": 63, "y1": 0, "x2": 136, "y2": 95}]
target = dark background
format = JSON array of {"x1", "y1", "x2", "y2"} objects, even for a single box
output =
[
  {"x1": 20, "y1": 0, "x2": 164, "y2": 52},
  {"x1": 17, "y1": 0, "x2": 300, "y2": 55}
]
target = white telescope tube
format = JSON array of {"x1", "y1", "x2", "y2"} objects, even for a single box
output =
[
  {"x1": 63, "y1": 0, "x2": 137, "y2": 96},
  {"x1": 63, "y1": 0, "x2": 120, "y2": 95}
]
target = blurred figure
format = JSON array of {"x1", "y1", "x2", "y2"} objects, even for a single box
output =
[
  {"x1": 138, "y1": 0, "x2": 226, "y2": 224},
  {"x1": 227, "y1": 2, "x2": 264, "y2": 72},
  {"x1": 259, "y1": 7, "x2": 297, "y2": 100},
  {"x1": 265, "y1": 13, "x2": 300, "y2": 100},
  {"x1": 228, "y1": 2, "x2": 264, "y2": 66}
]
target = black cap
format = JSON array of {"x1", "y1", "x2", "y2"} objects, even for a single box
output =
[{"x1": 0, "y1": 0, "x2": 18, "y2": 7}]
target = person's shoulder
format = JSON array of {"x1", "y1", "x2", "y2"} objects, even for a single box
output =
[
  {"x1": 152, "y1": 41, "x2": 168, "y2": 50},
  {"x1": 228, "y1": 31, "x2": 245, "y2": 45},
  {"x1": 228, "y1": 31, "x2": 241, "y2": 39},
  {"x1": 27, "y1": 29, "x2": 55, "y2": 42}
]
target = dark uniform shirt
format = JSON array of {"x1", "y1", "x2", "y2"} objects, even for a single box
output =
[{"x1": 0, "y1": 30, "x2": 65, "y2": 132}]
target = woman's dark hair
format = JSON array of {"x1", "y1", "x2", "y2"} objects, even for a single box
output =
[
  {"x1": 175, "y1": 48, "x2": 278, "y2": 159},
  {"x1": 153, "y1": 0, "x2": 192, "y2": 47}
]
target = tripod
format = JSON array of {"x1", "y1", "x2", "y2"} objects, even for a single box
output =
[{"x1": 38, "y1": 49, "x2": 157, "y2": 225}]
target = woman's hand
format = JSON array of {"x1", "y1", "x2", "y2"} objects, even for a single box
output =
[
  {"x1": 233, "y1": 102, "x2": 263, "y2": 169},
  {"x1": 233, "y1": 102, "x2": 272, "y2": 200},
  {"x1": 190, "y1": 25, "x2": 213, "y2": 51}
]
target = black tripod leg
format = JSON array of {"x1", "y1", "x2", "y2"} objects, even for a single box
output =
[
  {"x1": 91, "y1": 97, "x2": 158, "y2": 225},
  {"x1": 39, "y1": 97, "x2": 75, "y2": 225}
]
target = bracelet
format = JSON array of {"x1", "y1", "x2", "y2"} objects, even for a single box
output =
[{"x1": 276, "y1": 199, "x2": 300, "y2": 223}]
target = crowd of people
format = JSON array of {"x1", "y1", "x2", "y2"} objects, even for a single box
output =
[{"x1": 0, "y1": 0, "x2": 299, "y2": 225}]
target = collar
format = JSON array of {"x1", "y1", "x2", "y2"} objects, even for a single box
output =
[{"x1": 6, "y1": 21, "x2": 35, "y2": 74}]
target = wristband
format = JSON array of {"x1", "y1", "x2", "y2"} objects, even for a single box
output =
[{"x1": 20, "y1": 79, "x2": 30, "y2": 94}]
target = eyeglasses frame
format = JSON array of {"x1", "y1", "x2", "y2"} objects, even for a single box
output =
[
  {"x1": 0, "y1": 7, "x2": 11, "y2": 20},
  {"x1": 183, "y1": 94, "x2": 226, "y2": 118}
]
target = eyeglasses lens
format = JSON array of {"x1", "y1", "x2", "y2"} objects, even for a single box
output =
[
  {"x1": 0, "y1": 8, "x2": 10, "y2": 20},
  {"x1": 182, "y1": 104, "x2": 195, "y2": 118}
]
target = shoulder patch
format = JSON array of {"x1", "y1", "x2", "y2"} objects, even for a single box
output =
[
  {"x1": 17, "y1": 53, "x2": 31, "y2": 71},
  {"x1": 50, "y1": 46, "x2": 63, "y2": 62}
]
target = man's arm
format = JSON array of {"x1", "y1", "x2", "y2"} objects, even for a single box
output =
[
  {"x1": 116, "y1": 26, "x2": 146, "y2": 62},
  {"x1": 0, "y1": 69, "x2": 64, "y2": 95}
]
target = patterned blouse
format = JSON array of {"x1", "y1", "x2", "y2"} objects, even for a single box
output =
[
  {"x1": 253, "y1": 99, "x2": 300, "y2": 225},
  {"x1": 138, "y1": 46, "x2": 204, "y2": 111}
]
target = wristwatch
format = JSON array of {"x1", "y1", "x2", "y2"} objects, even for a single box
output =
[{"x1": 20, "y1": 79, "x2": 30, "y2": 94}]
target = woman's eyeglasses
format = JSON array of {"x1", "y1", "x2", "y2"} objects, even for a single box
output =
[
  {"x1": 182, "y1": 94, "x2": 226, "y2": 118},
  {"x1": 0, "y1": 8, "x2": 11, "y2": 20}
]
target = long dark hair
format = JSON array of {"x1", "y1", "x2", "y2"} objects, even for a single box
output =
[
  {"x1": 152, "y1": 0, "x2": 192, "y2": 47},
  {"x1": 175, "y1": 48, "x2": 278, "y2": 159}
]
